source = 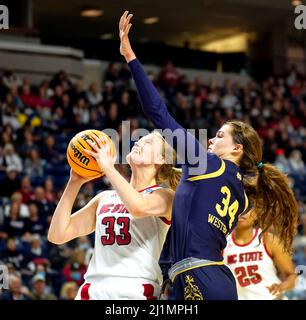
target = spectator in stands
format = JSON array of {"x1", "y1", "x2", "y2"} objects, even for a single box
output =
[
  {"x1": 60, "y1": 282, "x2": 79, "y2": 300},
  {"x1": 274, "y1": 148, "x2": 291, "y2": 174},
  {"x1": 24, "y1": 202, "x2": 47, "y2": 236},
  {"x1": 73, "y1": 98, "x2": 90, "y2": 125},
  {"x1": 2, "y1": 202, "x2": 27, "y2": 238},
  {"x1": 62, "y1": 258, "x2": 86, "y2": 287},
  {"x1": 0, "y1": 166, "x2": 20, "y2": 198},
  {"x1": 87, "y1": 83, "x2": 103, "y2": 107},
  {"x1": 0, "y1": 274, "x2": 31, "y2": 300},
  {"x1": 41, "y1": 136, "x2": 63, "y2": 164},
  {"x1": 19, "y1": 176, "x2": 34, "y2": 204},
  {"x1": 24, "y1": 149, "x2": 46, "y2": 179},
  {"x1": 29, "y1": 273, "x2": 57, "y2": 300},
  {"x1": 31, "y1": 186, "x2": 54, "y2": 219},
  {"x1": 4, "y1": 192, "x2": 29, "y2": 219},
  {"x1": 18, "y1": 129, "x2": 38, "y2": 159},
  {"x1": 27, "y1": 234, "x2": 49, "y2": 263},
  {"x1": 288, "y1": 150, "x2": 306, "y2": 175},
  {"x1": 44, "y1": 178, "x2": 56, "y2": 203},
  {"x1": 0, "y1": 238, "x2": 28, "y2": 270},
  {"x1": 2, "y1": 144, "x2": 22, "y2": 172}
]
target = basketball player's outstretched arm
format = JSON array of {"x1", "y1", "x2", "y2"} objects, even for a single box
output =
[
  {"x1": 119, "y1": 11, "x2": 207, "y2": 168},
  {"x1": 264, "y1": 234, "x2": 297, "y2": 296},
  {"x1": 84, "y1": 135, "x2": 173, "y2": 220},
  {"x1": 48, "y1": 171, "x2": 100, "y2": 244}
]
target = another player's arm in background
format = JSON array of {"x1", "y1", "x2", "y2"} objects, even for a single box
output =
[
  {"x1": 119, "y1": 11, "x2": 207, "y2": 165},
  {"x1": 84, "y1": 135, "x2": 174, "y2": 220},
  {"x1": 48, "y1": 171, "x2": 100, "y2": 244},
  {"x1": 264, "y1": 233, "x2": 297, "y2": 296}
]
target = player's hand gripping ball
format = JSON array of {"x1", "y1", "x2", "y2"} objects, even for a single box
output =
[{"x1": 67, "y1": 130, "x2": 116, "y2": 178}]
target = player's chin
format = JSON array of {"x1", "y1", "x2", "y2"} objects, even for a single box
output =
[{"x1": 128, "y1": 153, "x2": 144, "y2": 166}]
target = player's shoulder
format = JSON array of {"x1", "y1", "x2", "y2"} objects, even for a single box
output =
[
  {"x1": 95, "y1": 190, "x2": 117, "y2": 202},
  {"x1": 149, "y1": 187, "x2": 175, "y2": 198}
]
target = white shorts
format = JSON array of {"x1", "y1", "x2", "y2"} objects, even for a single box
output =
[{"x1": 75, "y1": 277, "x2": 161, "y2": 300}]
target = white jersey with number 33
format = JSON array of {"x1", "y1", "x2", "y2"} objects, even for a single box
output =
[
  {"x1": 224, "y1": 228, "x2": 283, "y2": 300},
  {"x1": 76, "y1": 185, "x2": 170, "y2": 300}
]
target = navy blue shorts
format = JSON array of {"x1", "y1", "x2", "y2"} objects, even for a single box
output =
[{"x1": 172, "y1": 264, "x2": 238, "y2": 300}]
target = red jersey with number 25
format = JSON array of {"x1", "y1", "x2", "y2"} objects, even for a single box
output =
[
  {"x1": 224, "y1": 228, "x2": 282, "y2": 300},
  {"x1": 83, "y1": 185, "x2": 170, "y2": 286}
]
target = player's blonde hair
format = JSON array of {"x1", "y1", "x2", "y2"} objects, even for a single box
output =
[
  {"x1": 152, "y1": 131, "x2": 181, "y2": 191},
  {"x1": 227, "y1": 120, "x2": 298, "y2": 254}
]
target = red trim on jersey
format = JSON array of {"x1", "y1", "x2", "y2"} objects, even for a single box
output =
[
  {"x1": 138, "y1": 185, "x2": 159, "y2": 193},
  {"x1": 232, "y1": 228, "x2": 259, "y2": 247},
  {"x1": 159, "y1": 217, "x2": 171, "y2": 225},
  {"x1": 142, "y1": 284, "x2": 157, "y2": 300},
  {"x1": 262, "y1": 234, "x2": 273, "y2": 259},
  {"x1": 80, "y1": 283, "x2": 91, "y2": 300}
]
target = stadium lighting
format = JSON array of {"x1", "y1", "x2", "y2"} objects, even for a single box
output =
[
  {"x1": 80, "y1": 6, "x2": 103, "y2": 18},
  {"x1": 292, "y1": 0, "x2": 302, "y2": 6},
  {"x1": 143, "y1": 17, "x2": 159, "y2": 25}
]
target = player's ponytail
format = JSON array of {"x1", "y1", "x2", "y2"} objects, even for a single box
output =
[
  {"x1": 228, "y1": 121, "x2": 298, "y2": 254},
  {"x1": 156, "y1": 164, "x2": 182, "y2": 191},
  {"x1": 254, "y1": 163, "x2": 298, "y2": 254},
  {"x1": 153, "y1": 130, "x2": 182, "y2": 191}
]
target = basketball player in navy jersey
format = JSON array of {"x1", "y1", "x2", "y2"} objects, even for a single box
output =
[{"x1": 119, "y1": 11, "x2": 298, "y2": 300}]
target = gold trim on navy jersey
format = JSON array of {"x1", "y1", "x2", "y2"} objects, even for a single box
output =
[{"x1": 187, "y1": 160, "x2": 226, "y2": 182}]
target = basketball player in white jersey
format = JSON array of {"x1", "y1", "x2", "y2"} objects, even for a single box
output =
[
  {"x1": 223, "y1": 210, "x2": 297, "y2": 300},
  {"x1": 48, "y1": 131, "x2": 181, "y2": 299}
]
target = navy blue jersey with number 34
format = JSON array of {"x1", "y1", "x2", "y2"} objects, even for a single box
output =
[{"x1": 128, "y1": 59, "x2": 249, "y2": 264}]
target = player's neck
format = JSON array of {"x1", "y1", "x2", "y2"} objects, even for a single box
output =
[
  {"x1": 130, "y1": 169, "x2": 157, "y2": 192},
  {"x1": 234, "y1": 227, "x2": 254, "y2": 244}
]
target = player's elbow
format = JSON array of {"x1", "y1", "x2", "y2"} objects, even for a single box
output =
[
  {"x1": 47, "y1": 230, "x2": 67, "y2": 245},
  {"x1": 130, "y1": 202, "x2": 150, "y2": 219}
]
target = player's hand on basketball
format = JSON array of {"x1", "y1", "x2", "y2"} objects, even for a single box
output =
[
  {"x1": 84, "y1": 136, "x2": 117, "y2": 173},
  {"x1": 69, "y1": 169, "x2": 94, "y2": 185},
  {"x1": 119, "y1": 11, "x2": 136, "y2": 61}
]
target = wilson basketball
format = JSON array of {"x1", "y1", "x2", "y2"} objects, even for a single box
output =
[{"x1": 67, "y1": 129, "x2": 116, "y2": 178}]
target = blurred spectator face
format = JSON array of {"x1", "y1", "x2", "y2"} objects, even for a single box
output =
[
  {"x1": 11, "y1": 192, "x2": 23, "y2": 204},
  {"x1": 31, "y1": 235, "x2": 41, "y2": 249},
  {"x1": 62, "y1": 93, "x2": 70, "y2": 105},
  {"x1": 7, "y1": 167, "x2": 18, "y2": 180},
  {"x1": 21, "y1": 176, "x2": 31, "y2": 189},
  {"x1": 34, "y1": 187, "x2": 45, "y2": 201},
  {"x1": 9, "y1": 275, "x2": 22, "y2": 294},
  {"x1": 55, "y1": 85, "x2": 63, "y2": 97},
  {"x1": 4, "y1": 143, "x2": 15, "y2": 156},
  {"x1": 60, "y1": 282, "x2": 78, "y2": 300},
  {"x1": 6, "y1": 93, "x2": 13, "y2": 105},
  {"x1": 77, "y1": 98, "x2": 86, "y2": 109},
  {"x1": 44, "y1": 178, "x2": 53, "y2": 191},
  {"x1": 109, "y1": 102, "x2": 118, "y2": 120},
  {"x1": 7, "y1": 238, "x2": 17, "y2": 251},
  {"x1": 290, "y1": 150, "x2": 302, "y2": 161},
  {"x1": 24, "y1": 130, "x2": 34, "y2": 143},
  {"x1": 29, "y1": 203, "x2": 39, "y2": 218},
  {"x1": 22, "y1": 84, "x2": 30, "y2": 95},
  {"x1": 90, "y1": 83, "x2": 98, "y2": 93},
  {"x1": 33, "y1": 279, "x2": 46, "y2": 295},
  {"x1": 10, "y1": 202, "x2": 20, "y2": 219},
  {"x1": 45, "y1": 136, "x2": 55, "y2": 148},
  {"x1": 121, "y1": 91, "x2": 129, "y2": 104},
  {"x1": 30, "y1": 149, "x2": 40, "y2": 161},
  {"x1": 208, "y1": 124, "x2": 241, "y2": 158}
]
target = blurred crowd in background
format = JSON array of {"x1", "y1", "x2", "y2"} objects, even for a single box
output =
[{"x1": 0, "y1": 60, "x2": 305, "y2": 300}]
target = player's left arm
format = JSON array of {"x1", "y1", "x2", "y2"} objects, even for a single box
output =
[
  {"x1": 84, "y1": 135, "x2": 174, "y2": 220},
  {"x1": 264, "y1": 233, "x2": 297, "y2": 296}
]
